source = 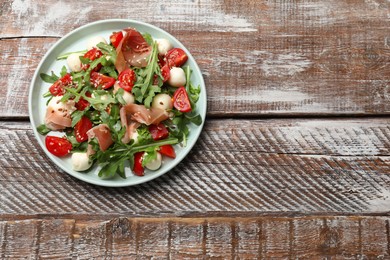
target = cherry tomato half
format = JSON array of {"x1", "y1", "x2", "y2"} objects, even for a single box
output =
[
  {"x1": 75, "y1": 92, "x2": 91, "y2": 111},
  {"x1": 173, "y1": 86, "x2": 192, "y2": 113},
  {"x1": 118, "y1": 68, "x2": 136, "y2": 92},
  {"x1": 49, "y1": 73, "x2": 72, "y2": 96},
  {"x1": 161, "y1": 64, "x2": 170, "y2": 82},
  {"x1": 74, "y1": 116, "x2": 93, "y2": 143},
  {"x1": 133, "y1": 152, "x2": 145, "y2": 176},
  {"x1": 165, "y1": 48, "x2": 188, "y2": 68},
  {"x1": 149, "y1": 123, "x2": 169, "y2": 141},
  {"x1": 45, "y1": 136, "x2": 72, "y2": 157},
  {"x1": 82, "y1": 48, "x2": 103, "y2": 71},
  {"x1": 159, "y1": 145, "x2": 176, "y2": 159},
  {"x1": 110, "y1": 31, "x2": 123, "y2": 48},
  {"x1": 90, "y1": 72, "x2": 115, "y2": 89}
]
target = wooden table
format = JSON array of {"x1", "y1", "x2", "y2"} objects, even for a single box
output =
[{"x1": 1, "y1": 0, "x2": 390, "y2": 258}]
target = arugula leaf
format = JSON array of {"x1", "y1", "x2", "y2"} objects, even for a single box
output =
[
  {"x1": 36, "y1": 124, "x2": 51, "y2": 135},
  {"x1": 66, "y1": 134, "x2": 88, "y2": 152},
  {"x1": 132, "y1": 41, "x2": 162, "y2": 108},
  {"x1": 142, "y1": 150, "x2": 158, "y2": 167},
  {"x1": 143, "y1": 33, "x2": 154, "y2": 46},
  {"x1": 56, "y1": 50, "x2": 86, "y2": 60},
  {"x1": 93, "y1": 138, "x2": 179, "y2": 179},
  {"x1": 71, "y1": 109, "x2": 87, "y2": 127},
  {"x1": 99, "y1": 65, "x2": 118, "y2": 78},
  {"x1": 96, "y1": 42, "x2": 117, "y2": 65},
  {"x1": 60, "y1": 65, "x2": 68, "y2": 77},
  {"x1": 40, "y1": 71, "x2": 59, "y2": 83},
  {"x1": 143, "y1": 84, "x2": 161, "y2": 108}
]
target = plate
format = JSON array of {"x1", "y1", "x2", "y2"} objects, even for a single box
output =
[{"x1": 28, "y1": 19, "x2": 206, "y2": 187}]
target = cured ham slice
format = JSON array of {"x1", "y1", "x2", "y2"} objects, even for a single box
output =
[
  {"x1": 123, "y1": 104, "x2": 169, "y2": 126},
  {"x1": 115, "y1": 28, "x2": 152, "y2": 73},
  {"x1": 45, "y1": 96, "x2": 76, "y2": 130},
  {"x1": 86, "y1": 124, "x2": 113, "y2": 155},
  {"x1": 120, "y1": 106, "x2": 140, "y2": 144}
]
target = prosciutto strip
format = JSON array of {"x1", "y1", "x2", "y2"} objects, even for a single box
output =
[
  {"x1": 115, "y1": 28, "x2": 152, "y2": 73},
  {"x1": 119, "y1": 104, "x2": 170, "y2": 144},
  {"x1": 123, "y1": 104, "x2": 169, "y2": 126},
  {"x1": 120, "y1": 106, "x2": 140, "y2": 144},
  {"x1": 45, "y1": 96, "x2": 76, "y2": 130},
  {"x1": 86, "y1": 124, "x2": 113, "y2": 155}
]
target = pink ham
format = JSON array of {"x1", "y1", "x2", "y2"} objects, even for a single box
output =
[
  {"x1": 86, "y1": 124, "x2": 113, "y2": 155},
  {"x1": 115, "y1": 28, "x2": 152, "y2": 73},
  {"x1": 120, "y1": 106, "x2": 140, "y2": 144},
  {"x1": 45, "y1": 96, "x2": 76, "y2": 130},
  {"x1": 123, "y1": 104, "x2": 169, "y2": 126}
]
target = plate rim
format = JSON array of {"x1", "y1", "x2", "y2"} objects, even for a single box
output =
[{"x1": 28, "y1": 19, "x2": 207, "y2": 187}]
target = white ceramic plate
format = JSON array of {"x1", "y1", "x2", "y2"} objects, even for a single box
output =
[{"x1": 29, "y1": 19, "x2": 206, "y2": 187}]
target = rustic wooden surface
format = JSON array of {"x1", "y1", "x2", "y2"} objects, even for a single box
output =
[{"x1": 1, "y1": 0, "x2": 390, "y2": 258}]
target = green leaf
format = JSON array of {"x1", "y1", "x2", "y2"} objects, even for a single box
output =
[
  {"x1": 97, "y1": 42, "x2": 117, "y2": 64},
  {"x1": 71, "y1": 110, "x2": 87, "y2": 127},
  {"x1": 60, "y1": 65, "x2": 68, "y2": 77},
  {"x1": 142, "y1": 150, "x2": 157, "y2": 167},
  {"x1": 185, "y1": 113, "x2": 202, "y2": 126},
  {"x1": 98, "y1": 161, "x2": 119, "y2": 179},
  {"x1": 40, "y1": 71, "x2": 59, "y2": 83},
  {"x1": 142, "y1": 33, "x2": 154, "y2": 46},
  {"x1": 56, "y1": 50, "x2": 86, "y2": 60},
  {"x1": 132, "y1": 41, "x2": 162, "y2": 108},
  {"x1": 36, "y1": 124, "x2": 51, "y2": 135}
]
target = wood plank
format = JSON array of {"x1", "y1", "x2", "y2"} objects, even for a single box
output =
[
  {"x1": 1, "y1": 118, "x2": 390, "y2": 215},
  {"x1": 0, "y1": 216, "x2": 389, "y2": 258},
  {"x1": 1, "y1": 1, "x2": 390, "y2": 117}
]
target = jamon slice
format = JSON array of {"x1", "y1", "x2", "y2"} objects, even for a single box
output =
[
  {"x1": 115, "y1": 28, "x2": 152, "y2": 73},
  {"x1": 44, "y1": 96, "x2": 76, "y2": 130},
  {"x1": 86, "y1": 124, "x2": 113, "y2": 155},
  {"x1": 119, "y1": 104, "x2": 170, "y2": 144},
  {"x1": 123, "y1": 103, "x2": 169, "y2": 126}
]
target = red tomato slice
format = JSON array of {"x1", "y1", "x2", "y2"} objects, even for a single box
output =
[
  {"x1": 149, "y1": 123, "x2": 169, "y2": 141},
  {"x1": 82, "y1": 48, "x2": 103, "y2": 71},
  {"x1": 84, "y1": 47, "x2": 103, "y2": 60},
  {"x1": 45, "y1": 136, "x2": 72, "y2": 157},
  {"x1": 173, "y1": 87, "x2": 192, "y2": 113},
  {"x1": 133, "y1": 152, "x2": 145, "y2": 176},
  {"x1": 74, "y1": 116, "x2": 93, "y2": 143},
  {"x1": 159, "y1": 145, "x2": 176, "y2": 158},
  {"x1": 49, "y1": 73, "x2": 72, "y2": 96},
  {"x1": 165, "y1": 48, "x2": 188, "y2": 68},
  {"x1": 90, "y1": 72, "x2": 115, "y2": 89},
  {"x1": 161, "y1": 64, "x2": 170, "y2": 82},
  {"x1": 110, "y1": 31, "x2": 123, "y2": 48},
  {"x1": 75, "y1": 92, "x2": 91, "y2": 111},
  {"x1": 118, "y1": 68, "x2": 136, "y2": 92}
]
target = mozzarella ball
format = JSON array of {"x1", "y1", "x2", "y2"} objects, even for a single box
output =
[
  {"x1": 168, "y1": 67, "x2": 186, "y2": 87},
  {"x1": 145, "y1": 152, "x2": 162, "y2": 171},
  {"x1": 131, "y1": 131, "x2": 139, "y2": 145},
  {"x1": 71, "y1": 152, "x2": 92, "y2": 171},
  {"x1": 152, "y1": 93, "x2": 173, "y2": 110},
  {"x1": 66, "y1": 53, "x2": 82, "y2": 72},
  {"x1": 87, "y1": 36, "x2": 107, "y2": 50},
  {"x1": 122, "y1": 90, "x2": 135, "y2": 105},
  {"x1": 157, "y1": 39, "x2": 173, "y2": 55}
]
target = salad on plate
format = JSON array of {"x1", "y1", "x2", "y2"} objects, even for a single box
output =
[{"x1": 36, "y1": 27, "x2": 202, "y2": 180}]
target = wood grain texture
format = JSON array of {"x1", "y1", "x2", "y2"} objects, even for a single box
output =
[
  {"x1": 0, "y1": 216, "x2": 389, "y2": 259},
  {"x1": 1, "y1": 118, "x2": 389, "y2": 215},
  {"x1": 1, "y1": 0, "x2": 390, "y2": 117}
]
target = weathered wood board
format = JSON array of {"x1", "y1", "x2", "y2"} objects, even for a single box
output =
[
  {"x1": 1, "y1": 119, "x2": 389, "y2": 215},
  {"x1": 0, "y1": 216, "x2": 389, "y2": 259}
]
